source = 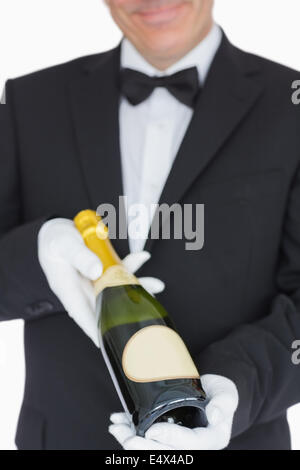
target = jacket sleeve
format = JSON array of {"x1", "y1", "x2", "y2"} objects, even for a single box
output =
[
  {"x1": 0, "y1": 80, "x2": 63, "y2": 321},
  {"x1": 196, "y1": 161, "x2": 300, "y2": 438}
]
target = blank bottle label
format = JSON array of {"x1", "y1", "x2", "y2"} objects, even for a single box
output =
[{"x1": 122, "y1": 325, "x2": 200, "y2": 383}]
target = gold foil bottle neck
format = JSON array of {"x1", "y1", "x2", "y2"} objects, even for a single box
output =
[
  {"x1": 74, "y1": 210, "x2": 100, "y2": 235},
  {"x1": 74, "y1": 210, "x2": 121, "y2": 272},
  {"x1": 74, "y1": 210, "x2": 109, "y2": 240}
]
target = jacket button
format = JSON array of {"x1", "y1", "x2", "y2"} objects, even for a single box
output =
[{"x1": 25, "y1": 301, "x2": 55, "y2": 317}]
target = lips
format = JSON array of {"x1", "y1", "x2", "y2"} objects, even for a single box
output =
[{"x1": 135, "y1": 1, "x2": 188, "y2": 25}]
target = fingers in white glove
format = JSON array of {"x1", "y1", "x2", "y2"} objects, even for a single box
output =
[
  {"x1": 146, "y1": 421, "x2": 233, "y2": 450},
  {"x1": 109, "y1": 423, "x2": 174, "y2": 450},
  {"x1": 122, "y1": 251, "x2": 151, "y2": 274},
  {"x1": 109, "y1": 423, "x2": 136, "y2": 447},
  {"x1": 202, "y1": 374, "x2": 239, "y2": 449},
  {"x1": 202, "y1": 374, "x2": 239, "y2": 424},
  {"x1": 109, "y1": 413, "x2": 174, "y2": 450},
  {"x1": 41, "y1": 219, "x2": 102, "y2": 280},
  {"x1": 110, "y1": 412, "x2": 131, "y2": 425},
  {"x1": 146, "y1": 422, "x2": 205, "y2": 450},
  {"x1": 139, "y1": 277, "x2": 165, "y2": 295},
  {"x1": 109, "y1": 418, "x2": 229, "y2": 451},
  {"x1": 124, "y1": 435, "x2": 174, "y2": 451},
  {"x1": 121, "y1": 251, "x2": 165, "y2": 295}
]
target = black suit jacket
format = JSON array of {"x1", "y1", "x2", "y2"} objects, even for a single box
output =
[{"x1": 1, "y1": 33, "x2": 300, "y2": 450}]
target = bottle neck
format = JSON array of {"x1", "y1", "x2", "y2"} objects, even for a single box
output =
[
  {"x1": 74, "y1": 210, "x2": 139, "y2": 295},
  {"x1": 84, "y1": 229, "x2": 139, "y2": 296},
  {"x1": 83, "y1": 229, "x2": 122, "y2": 273}
]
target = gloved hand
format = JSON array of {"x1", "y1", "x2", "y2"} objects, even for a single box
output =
[
  {"x1": 38, "y1": 218, "x2": 165, "y2": 347},
  {"x1": 109, "y1": 374, "x2": 239, "y2": 450}
]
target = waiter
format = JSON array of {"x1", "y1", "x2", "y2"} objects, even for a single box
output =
[{"x1": 1, "y1": 0, "x2": 300, "y2": 450}]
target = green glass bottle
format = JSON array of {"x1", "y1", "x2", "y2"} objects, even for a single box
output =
[{"x1": 74, "y1": 210, "x2": 207, "y2": 437}]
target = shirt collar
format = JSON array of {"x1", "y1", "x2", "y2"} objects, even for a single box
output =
[{"x1": 120, "y1": 23, "x2": 222, "y2": 85}]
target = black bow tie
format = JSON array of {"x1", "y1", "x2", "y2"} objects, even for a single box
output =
[{"x1": 120, "y1": 66, "x2": 200, "y2": 108}]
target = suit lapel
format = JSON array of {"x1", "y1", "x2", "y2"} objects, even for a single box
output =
[
  {"x1": 68, "y1": 46, "x2": 130, "y2": 256},
  {"x1": 145, "y1": 34, "x2": 264, "y2": 251}
]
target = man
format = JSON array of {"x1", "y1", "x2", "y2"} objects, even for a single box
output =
[{"x1": 1, "y1": 0, "x2": 300, "y2": 450}]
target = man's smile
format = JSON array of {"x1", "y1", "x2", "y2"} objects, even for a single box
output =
[{"x1": 134, "y1": 1, "x2": 189, "y2": 26}]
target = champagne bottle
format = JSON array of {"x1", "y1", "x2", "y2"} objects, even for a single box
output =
[{"x1": 74, "y1": 210, "x2": 207, "y2": 437}]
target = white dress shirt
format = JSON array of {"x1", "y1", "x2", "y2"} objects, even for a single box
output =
[{"x1": 120, "y1": 24, "x2": 222, "y2": 253}]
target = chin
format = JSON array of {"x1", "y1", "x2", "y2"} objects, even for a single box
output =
[{"x1": 141, "y1": 29, "x2": 189, "y2": 61}]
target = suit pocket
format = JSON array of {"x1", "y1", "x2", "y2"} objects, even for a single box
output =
[{"x1": 15, "y1": 404, "x2": 46, "y2": 450}]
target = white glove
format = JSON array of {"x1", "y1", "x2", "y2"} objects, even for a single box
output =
[
  {"x1": 38, "y1": 218, "x2": 165, "y2": 347},
  {"x1": 109, "y1": 374, "x2": 239, "y2": 450}
]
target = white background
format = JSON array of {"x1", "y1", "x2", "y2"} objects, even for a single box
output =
[{"x1": 0, "y1": 0, "x2": 300, "y2": 450}]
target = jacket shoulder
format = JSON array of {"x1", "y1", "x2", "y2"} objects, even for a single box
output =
[
  {"x1": 232, "y1": 43, "x2": 300, "y2": 82},
  {"x1": 6, "y1": 47, "x2": 119, "y2": 91}
]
